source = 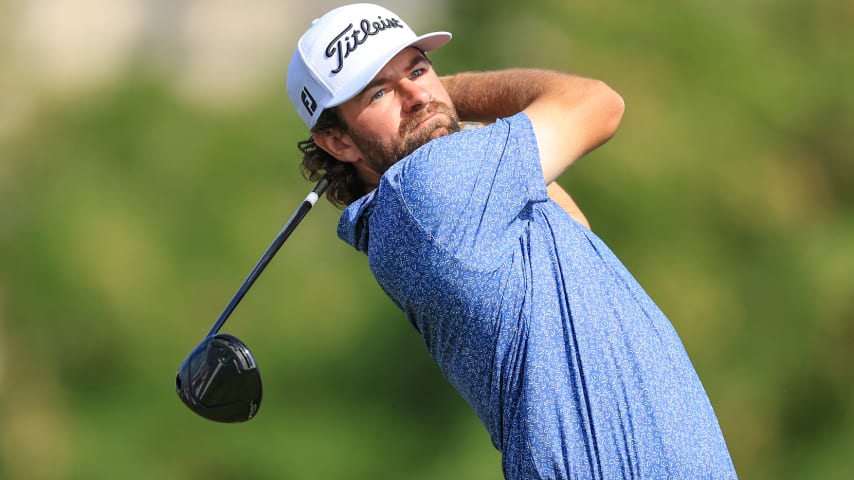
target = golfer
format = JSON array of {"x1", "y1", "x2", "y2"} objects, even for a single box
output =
[{"x1": 287, "y1": 3, "x2": 736, "y2": 478}]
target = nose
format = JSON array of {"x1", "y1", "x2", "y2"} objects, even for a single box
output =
[{"x1": 398, "y1": 79, "x2": 431, "y2": 112}]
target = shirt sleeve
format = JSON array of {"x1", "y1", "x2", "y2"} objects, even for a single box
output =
[{"x1": 394, "y1": 112, "x2": 548, "y2": 269}]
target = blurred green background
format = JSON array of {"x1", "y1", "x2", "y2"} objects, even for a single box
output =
[{"x1": 1, "y1": 0, "x2": 852, "y2": 478}]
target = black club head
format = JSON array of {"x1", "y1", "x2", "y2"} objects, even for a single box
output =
[{"x1": 176, "y1": 333, "x2": 262, "y2": 423}]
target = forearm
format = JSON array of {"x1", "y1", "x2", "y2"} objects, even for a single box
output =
[
  {"x1": 440, "y1": 69, "x2": 601, "y2": 123},
  {"x1": 441, "y1": 69, "x2": 624, "y2": 183},
  {"x1": 547, "y1": 182, "x2": 590, "y2": 229}
]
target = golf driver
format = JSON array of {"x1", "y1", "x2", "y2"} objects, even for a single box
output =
[{"x1": 176, "y1": 177, "x2": 329, "y2": 423}]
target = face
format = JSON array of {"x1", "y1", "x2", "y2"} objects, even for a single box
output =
[{"x1": 335, "y1": 48, "x2": 460, "y2": 177}]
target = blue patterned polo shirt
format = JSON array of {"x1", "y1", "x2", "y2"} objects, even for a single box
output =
[{"x1": 338, "y1": 113, "x2": 736, "y2": 479}]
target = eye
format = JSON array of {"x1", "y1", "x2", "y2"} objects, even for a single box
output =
[
  {"x1": 411, "y1": 68, "x2": 425, "y2": 79},
  {"x1": 371, "y1": 89, "x2": 386, "y2": 101}
]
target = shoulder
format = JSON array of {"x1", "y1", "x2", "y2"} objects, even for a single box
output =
[
  {"x1": 372, "y1": 113, "x2": 545, "y2": 258},
  {"x1": 399, "y1": 112, "x2": 537, "y2": 191}
]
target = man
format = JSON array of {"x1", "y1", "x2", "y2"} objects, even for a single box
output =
[{"x1": 287, "y1": 4, "x2": 736, "y2": 479}]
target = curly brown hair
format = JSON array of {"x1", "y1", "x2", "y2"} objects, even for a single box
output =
[{"x1": 298, "y1": 108, "x2": 366, "y2": 209}]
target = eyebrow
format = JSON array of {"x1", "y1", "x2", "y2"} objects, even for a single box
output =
[{"x1": 357, "y1": 51, "x2": 430, "y2": 99}]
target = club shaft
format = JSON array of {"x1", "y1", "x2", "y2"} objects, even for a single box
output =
[{"x1": 206, "y1": 178, "x2": 330, "y2": 337}]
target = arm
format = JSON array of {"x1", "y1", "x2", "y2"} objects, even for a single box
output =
[
  {"x1": 441, "y1": 69, "x2": 624, "y2": 184},
  {"x1": 441, "y1": 69, "x2": 622, "y2": 227}
]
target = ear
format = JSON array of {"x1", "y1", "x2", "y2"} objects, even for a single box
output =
[{"x1": 312, "y1": 129, "x2": 361, "y2": 164}]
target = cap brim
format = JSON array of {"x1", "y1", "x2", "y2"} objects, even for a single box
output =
[
  {"x1": 327, "y1": 31, "x2": 452, "y2": 109},
  {"x1": 411, "y1": 31, "x2": 452, "y2": 54}
]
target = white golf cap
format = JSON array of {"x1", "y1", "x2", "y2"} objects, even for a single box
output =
[{"x1": 287, "y1": 3, "x2": 452, "y2": 129}]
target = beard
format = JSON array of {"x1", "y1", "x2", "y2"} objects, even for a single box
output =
[{"x1": 348, "y1": 100, "x2": 461, "y2": 175}]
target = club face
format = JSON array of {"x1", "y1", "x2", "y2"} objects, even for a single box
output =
[{"x1": 176, "y1": 333, "x2": 262, "y2": 423}]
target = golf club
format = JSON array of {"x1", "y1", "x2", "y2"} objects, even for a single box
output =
[{"x1": 176, "y1": 177, "x2": 329, "y2": 423}]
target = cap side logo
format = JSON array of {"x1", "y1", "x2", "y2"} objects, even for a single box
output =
[
  {"x1": 301, "y1": 87, "x2": 317, "y2": 115},
  {"x1": 325, "y1": 16, "x2": 405, "y2": 74}
]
